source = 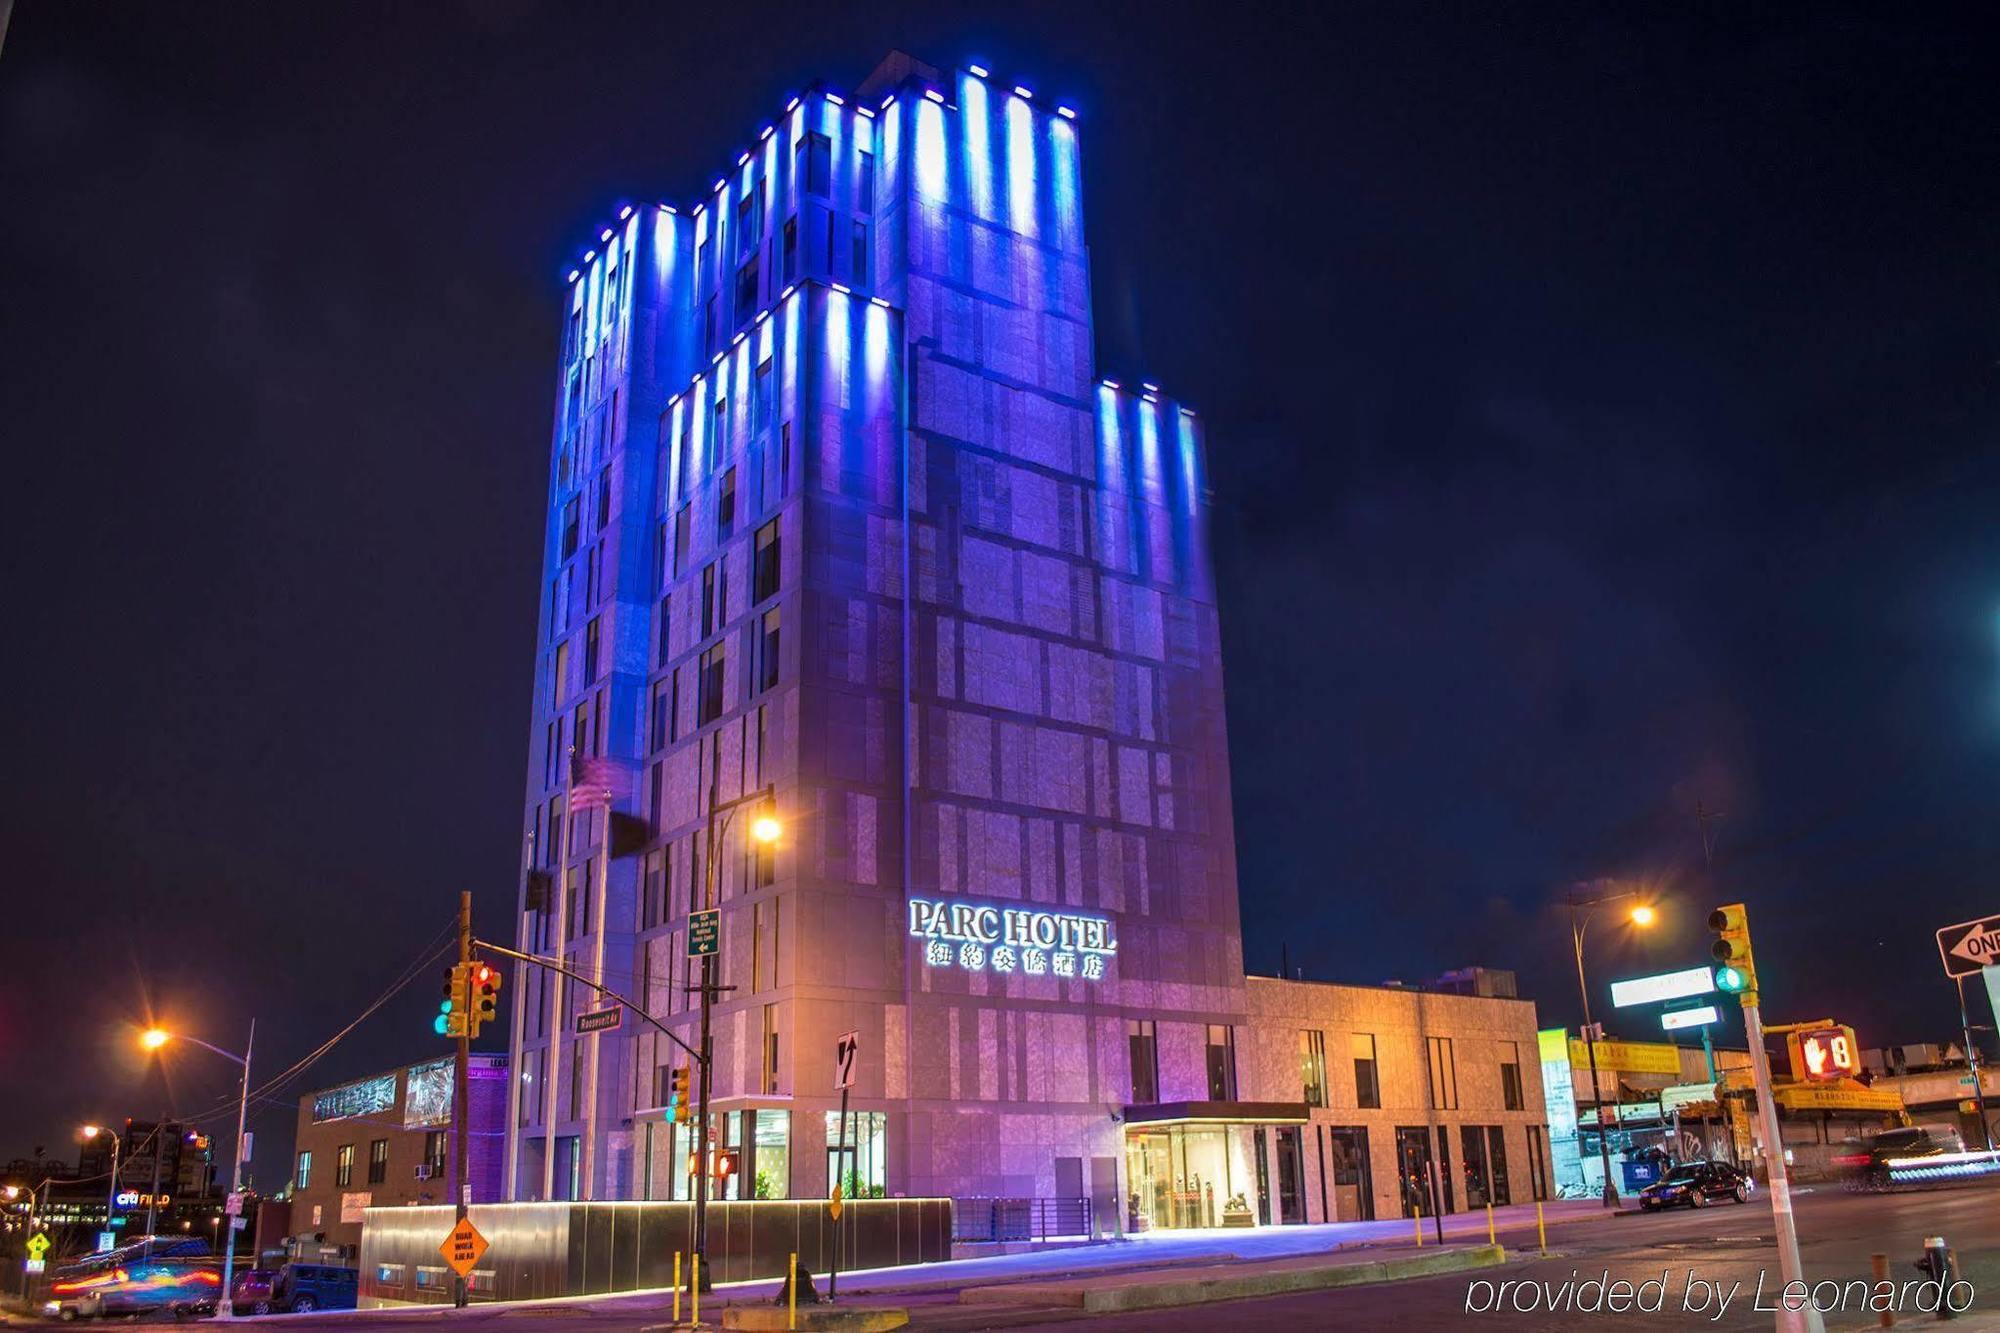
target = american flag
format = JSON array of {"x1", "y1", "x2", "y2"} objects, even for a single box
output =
[{"x1": 568, "y1": 753, "x2": 627, "y2": 810}]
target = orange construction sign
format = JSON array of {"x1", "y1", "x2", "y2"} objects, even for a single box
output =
[{"x1": 439, "y1": 1217, "x2": 488, "y2": 1278}]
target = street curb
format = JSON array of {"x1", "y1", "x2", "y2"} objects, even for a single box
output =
[{"x1": 960, "y1": 1243, "x2": 1509, "y2": 1313}]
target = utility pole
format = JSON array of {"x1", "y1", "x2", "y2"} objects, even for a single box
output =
[
  {"x1": 143, "y1": 1120, "x2": 164, "y2": 1238},
  {"x1": 454, "y1": 891, "x2": 472, "y2": 1310}
]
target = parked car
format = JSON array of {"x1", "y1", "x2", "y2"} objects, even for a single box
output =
[
  {"x1": 1637, "y1": 1160, "x2": 1750, "y2": 1210},
  {"x1": 271, "y1": 1262, "x2": 359, "y2": 1313},
  {"x1": 232, "y1": 1267, "x2": 280, "y2": 1315}
]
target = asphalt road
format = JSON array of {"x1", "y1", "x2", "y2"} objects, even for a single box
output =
[{"x1": 25, "y1": 1185, "x2": 1989, "y2": 1331}]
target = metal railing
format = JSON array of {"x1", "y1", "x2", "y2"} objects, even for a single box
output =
[{"x1": 951, "y1": 1196, "x2": 1093, "y2": 1243}]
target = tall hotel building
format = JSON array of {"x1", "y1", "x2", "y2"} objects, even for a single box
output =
[{"x1": 508, "y1": 52, "x2": 1549, "y2": 1231}]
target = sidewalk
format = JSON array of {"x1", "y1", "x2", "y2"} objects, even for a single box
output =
[{"x1": 957, "y1": 1242, "x2": 1508, "y2": 1314}]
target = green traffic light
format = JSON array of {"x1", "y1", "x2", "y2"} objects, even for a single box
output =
[
  {"x1": 433, "y1": 1014, "x2": 450, "y2": 1035},
  {"x1": 1715, "y1": 964, "x2": 1747, "y2": 993}
]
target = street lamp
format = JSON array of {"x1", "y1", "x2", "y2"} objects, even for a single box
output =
[
  {"x1": 80, "y1": 1125, "x2": 122, "y2": 1247},
  {"x1": 1567, "y1": 882, "x2": 1657, "y2": 1207},
  {"x1": 142, "y1": 1023, "x2": 255, "y2": 1317},
  {"x1": 691, "y1": 788, "x2": 781, "y2": 1291}
]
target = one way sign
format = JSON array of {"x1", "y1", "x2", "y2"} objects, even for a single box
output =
[{"x1": 1936, "y1": 913, "x2": 2000, "y2": 979}]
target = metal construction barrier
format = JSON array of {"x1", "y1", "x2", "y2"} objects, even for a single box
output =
[
  {"x1": 951, "y1": 1196, "x2": 1093, "y2": 1243},
  {"x1": 357, "y1": 1198, "x2": 953, "y2": 1307}
]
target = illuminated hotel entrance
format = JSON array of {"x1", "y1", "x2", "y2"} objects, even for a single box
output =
[{"x1": 1121, "y1": 1104, "x2": 1308, "y2": 1231}]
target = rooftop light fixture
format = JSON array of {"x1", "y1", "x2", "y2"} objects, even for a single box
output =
[
  {"x1": 869, "y1": 295, "x2": 891, "y2": 309},
  {"x1": 924, "y1": 88, "x2": 945, "y2": 104},
  {"x1": 600, "y1": 228, "x2": 614, "y2": 242},
  {"x1": 567, "y1": 270, "x2": 580, "y2": 283},
  {"x1": 1013, "y1": 85, "x2": 1033, "y2": 99},
  {"x1": 967, "y1": 64, "x2": 989, "y2": 78},
  {"x1": 825, "y1": 92, "x2": 845, "y2": 107},
  {"x1": 737, "y1": 151, "x2": 751, "y2": 167},
  {"x1": 856, "y1": 105, "x2": 875, "y2": 120},
  {"x1": 584, "y1": 249, "x2": 596, "y2": 262},
  {"x1": 785, "y1": 96, "x2": 801, "y2": 112},
  {"x1": 618, "y1": 205, "x2": 633, "y2": 220},
  {"x1": 759, "y1": 125, "x2": 774, "y2": 141},
  {"x1": 1101, "y1": 379, "x2": 1120, "y2": 389},
  {"x1": 1057, "y1": 105, "x2": 1077, "y2": 120},
  {"x1": 830, "y1": 282, "x2": 852, "y2": 295},
  {"x1": 657, "y1": 202, "x2": 678, "y2": 214}
]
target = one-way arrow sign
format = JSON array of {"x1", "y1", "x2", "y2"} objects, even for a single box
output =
[{"x1": 1936, "y1": 913, "x2": 2000, "y2": 979}]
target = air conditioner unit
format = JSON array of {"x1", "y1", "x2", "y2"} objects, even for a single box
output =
[{"x1": 413, "y1": 1165, "x2": 434, "y2": 1180}]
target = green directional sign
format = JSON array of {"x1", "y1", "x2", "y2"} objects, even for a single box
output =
[{"x1": 688, "y1": 908, "x2": 720, "y2": 958}]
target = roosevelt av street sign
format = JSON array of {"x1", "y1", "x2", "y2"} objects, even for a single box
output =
[{"x1": 1936, "y1": 913, "x2": 2000, "y2": 979}]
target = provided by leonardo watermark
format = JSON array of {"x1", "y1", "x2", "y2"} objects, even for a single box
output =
[{"x1": 1464, "y1": 1268, "x2": 1975, "y2": 1320}]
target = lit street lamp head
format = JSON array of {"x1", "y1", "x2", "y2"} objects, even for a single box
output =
[
  {"x1": 140, "y1": 1027, "x2": 170, "y2": 1050},
  {"x1": 1629, "y1": 905, "x2": 1657, "y2": 927},
  {"x1": 80, "y1": 1125, "x2": 102, "y2": 1139},
  {"x1": 751, "y1": 814, "x2": 781, "y2": 844}
]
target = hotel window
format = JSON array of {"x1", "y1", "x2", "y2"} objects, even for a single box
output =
[
  {"x1": 1427, "y1": 1036, "x2": 1459, "y2": 1110},
  {"x1": 698, "y1": 644, "x2": 726, "y2": 725},
  {"x1": 761, "y1": 1003, "x2": 780, "y2": 1094},
  {"x1": 335, "y1": 1145, "x2": 354, "y2": 1188},
  {"x1": 296, "y1": 1151, "x2": 313, "y2": 1190},
  {"x1": 673, "y1": 505, "x2": 691, "y2": 577},
  {"x1": 717, "y1": 467, "x2": 737, "y2": 540},
  {"x1": 704, "y1": 294, "x2": 717, "y2": 356},
  {"x1": 1299, "y1": 1030, "x2": 1328, "y2": 1108},
  {"x1": 856, "y1": 150, "x2": 874, "y2": 211},
  {"x1": 561, "y1": 497, "x2": 580, "y2": 559},
  {"x1": 712, "y1": 394, "x2": 728, "y2": 467},
  {"x1": 701, "y1": 563, "x2": 718, "y2": 637},
  {"x1": 781, "y1": 216, "x2": 797, "y2": 284},
  {"x1": 650, "y1": 680, "x2": 671, "y2": 752},
  {"x1": 736, "y1": 188, "x2": 761, "y2": 253},
  {"x1": 825, "y1": 1110, "x2": 885, "y2": 1197},
  {"x1": 1205, "y1": 1024, "x2": 1238, "y2": 1101},
  {"x1": 423, "y1": 1131, "x2": 447, "y2": 1178},
  {"x1": 1126, "y1": 1019, "x2": 1158, "y2": 1103},
  {"x1": 583, "y1": 616, "x2": 601, "y2": 683},
  {"x1": 642, "y1": 849, "x2": 665, "y2": 930},
  {"x1": 778, "y1": 422, "x2": 792, "y2": 499},
  {"x1": 656, "y1": 595, "x2": 672, "y2": 668},
  {"x1": 802, "y1": 131, "x2": 831, "y2": 197},
  {"x1": 758, "y1": 609, "x2": 781, "y2": 693},
  {"x1": 751, "y1": 900, "x2": 768, "y2": 992},
  {"x1": 734, "y1": 257, "x2": 758, "y2": 320},
  {"x1": 549, "y1": 641, "x2": 569, "y2": 709},
  {"x1": 596, "y1": 467, "x2": 611, "y2": 530},
  {"x1": 753, "y1": 520, "x2": 781, "y2": 603},
  {"x1": 851, "y1": 220, "x2": 869, "y2": 285},
  {"x1": 1500, "y1": 1041, "x2": 1524, "y2": 1111},
  {"x1": 753, "y1": 359, "x2": 772, "y2": 435},
  {"x1": 1352, "y1": 1033, "x2": 1381, "y2": 1109}
]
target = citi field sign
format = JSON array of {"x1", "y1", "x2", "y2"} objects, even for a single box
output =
[{"x1": 908, "y1": 897, "x2": 1118, "y2": 981}]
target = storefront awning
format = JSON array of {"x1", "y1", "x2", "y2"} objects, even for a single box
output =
[{"x1": 1122, "y1": 1101, "x2": 1309, "y2": 1128}]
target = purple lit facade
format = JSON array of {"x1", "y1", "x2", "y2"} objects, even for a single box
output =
[{"x1": 508, "y1": 53, "x2": 1548, "y2": 1228}]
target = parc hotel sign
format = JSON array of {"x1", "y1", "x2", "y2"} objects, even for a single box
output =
[{"x1": 908, "y1": 898, "x2": 1118, "y2": 981}]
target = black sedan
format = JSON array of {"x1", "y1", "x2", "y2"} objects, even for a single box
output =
[{"x1": 1637, "y1": 1161, "x2": 1751, "y2": 1210}]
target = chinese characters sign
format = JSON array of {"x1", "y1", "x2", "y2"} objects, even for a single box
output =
[{"x1": 908, "y1": 898, "x2": 1117, "y2": 982}]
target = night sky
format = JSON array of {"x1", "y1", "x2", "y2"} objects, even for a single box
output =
[{"x1": 4, "y1": 2, "x2": 1998, "y2": 1184}]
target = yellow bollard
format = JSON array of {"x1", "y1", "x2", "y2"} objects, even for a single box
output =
[
  {"x1": 1537, "y1": 1201, "x2": 1547, "y2": 1255},
  {"x1": 1486, "y1": 1202, "x2": 1495, "y2": 1245},
  {"x1": 672, "y1": 1252, "x2": 681, "y2": 1324},
  {"x1": 1414, "y1": 1208, "x2": 1423, "y2": 1246},
  {"x1": 789, "y1": 1251, "x2": 798, "y2": 1330},
  {"x1": 692, "y1": 1254, "x2": 700, "y2": 1326}
]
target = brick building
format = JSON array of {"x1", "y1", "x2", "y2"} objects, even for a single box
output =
[{"x1": 288, "y1": 1055, "x2": 507, "y2": 1260}]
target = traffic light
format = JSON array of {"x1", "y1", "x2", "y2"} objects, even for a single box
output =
[
  {"x1": 1708, "y1": 903, "x2": 1757, "y2": 998},
  {"x1": 714, "y1": 1149, "x2": 739, "y2": 1181},
  {"x1": 668, "y1": 1067, "x2": 691, "y2": 1123},
  {"x1": 468, "y1": 961, "x2": 502, "y2": 1037},
  {"x1": 435, "y1": 963, "x2": 471, "y2": 1037}
]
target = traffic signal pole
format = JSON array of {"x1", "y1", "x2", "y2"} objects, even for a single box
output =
[
  {"x1": 454, "y1": 891, "x2": 471, "y2": 1310},
  {"x1": 1953, "y1": 975, "x2": 1994, "y2": 1150},
  {"x1": 1740, "y1": 996, "x2": 1821, "y2": 1333}
]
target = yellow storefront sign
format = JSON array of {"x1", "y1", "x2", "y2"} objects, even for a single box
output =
[
  {"x1": 1568, "y1": 1039, "x2": 1681, "y2": 1076},
  {"x1": 1772, "y1": 1083, "x2": 1904, "y2": 1113}
]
